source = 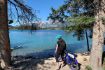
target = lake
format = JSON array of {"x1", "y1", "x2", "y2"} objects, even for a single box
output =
[{"x1": 9, "y1": 30, "x2": 92, "y2": 57}]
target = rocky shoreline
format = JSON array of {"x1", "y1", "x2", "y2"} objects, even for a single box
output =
[{"x1": 0, "y1": 53, "x2": 90, "y2": 70}]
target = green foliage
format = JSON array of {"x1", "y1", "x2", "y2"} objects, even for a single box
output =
[
  {"x1": 47, "y1": 7, "x2": 67, "y2": 23},
  {"x1": 102, "y1": 55, "x2": 105, "y2": 70},
  {"x1": 65, "y1": 16, "x2": 94, "y2": 32},
  {"x1": 48, "y1": 0, "x2": 95, "y2": 26},
  {"x1": 48, "y1": 0, "x2": 95, "y2": 41},
  {"x1": 85, "y1": 65, "x2": 92, "y2": 70},
  {"x1": 67, "y1": 16, "x2": 95, "y2": 25},
  {"x1": 65, "y1": 16, "x2": 94, "y2": 40},
  {"x1": 103, "y1": 67, "x2": 105, "y2": 70}
]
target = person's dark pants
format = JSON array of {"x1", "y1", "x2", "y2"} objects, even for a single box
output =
[
  {"x1": 55, "y1": 53, "x2": 60, "y2": 62},
  {"x1": 55, "y1": 50, "x2": 65, "y2": 62}
]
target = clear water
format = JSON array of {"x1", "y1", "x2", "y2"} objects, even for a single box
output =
[{"x1": 9, "y1": 30, "x2": 92, "y2": 56}]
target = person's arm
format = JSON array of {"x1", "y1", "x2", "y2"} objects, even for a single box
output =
[{"x1": 55, "y1": 44, "x2": 58, "y2": 53}]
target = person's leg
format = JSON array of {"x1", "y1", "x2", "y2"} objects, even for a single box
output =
[
  {"x1": 61, "y1": 51, "x2": 66, "y2": 67},
  {"x1": 55, "y1": 53, "x2": 62, "y2": 70},
  {"x1": 55, "y1": 53, "x2": 59, "y2": 62},
  {"x1": 56, "y1": 62, "x2": 62, "y2": 70}
]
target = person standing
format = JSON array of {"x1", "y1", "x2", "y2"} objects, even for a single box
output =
[{"x1": 55, "y1": 35, "x2": 66, "y2": 70}]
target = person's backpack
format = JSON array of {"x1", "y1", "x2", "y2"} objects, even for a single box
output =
[
  {"x1": 64, "y1": 52, "x2": 79, "y2": 70},
  {"x1": 64, "y1": 52, "x2": 78, "y2": 65}
]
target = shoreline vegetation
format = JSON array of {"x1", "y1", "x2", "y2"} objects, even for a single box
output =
[{"x1": 9, "y1": 24, "x2": 67, "y2": 30}]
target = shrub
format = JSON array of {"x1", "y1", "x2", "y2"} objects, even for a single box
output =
[{"x1": 85, "y1": 65, "x2": 92, "y2": 70}]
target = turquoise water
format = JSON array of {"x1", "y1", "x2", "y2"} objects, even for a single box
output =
[{"x1": 9, "y1": 30, "x2": 92, "y2": 56}]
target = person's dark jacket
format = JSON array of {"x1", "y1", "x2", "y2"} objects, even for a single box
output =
[{"x1": 57, "y1": 38, "x2": 66, "y2": 54}]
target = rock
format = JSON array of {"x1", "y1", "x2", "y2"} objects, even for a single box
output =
[
  {"x1": 83, "y1": 58, "x2": 87, "y2": 61},
  {"x1": 0, "y1": 59, "x2": 6, "y2": 69}
]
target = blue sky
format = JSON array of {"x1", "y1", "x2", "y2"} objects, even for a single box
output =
[{"x1": 27, "y1": 0, "x2": 64, "y2": 21}]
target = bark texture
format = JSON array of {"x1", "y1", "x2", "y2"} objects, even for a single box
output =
[
  {"x1": 0, "y1": 0, "x2": 11, "y2": 68},
  {"x1": 90, "y1": 0, "x2": 105, "y2": 70}
]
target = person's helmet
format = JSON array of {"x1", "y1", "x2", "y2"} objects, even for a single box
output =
[{"x1": 56, "y1": 35, "x2": 62, "y2": 39}]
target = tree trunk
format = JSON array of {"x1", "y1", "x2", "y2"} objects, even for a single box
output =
[
  {"x1": 90, "y1": 0, "x2": 105, "y2": 69},
  {"x1": 85, "y1": 30, "x2": 90, "y2": 52},
  {"x1": 90, "y1": 19, "x2": 104, "y2": 70},
  {"x1": 0, "y1": 0, "x2": 11, "y2": 68}
]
